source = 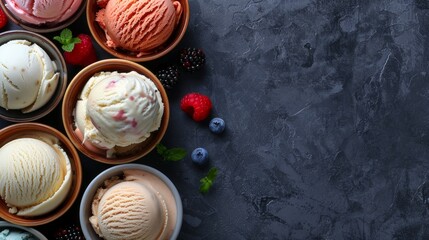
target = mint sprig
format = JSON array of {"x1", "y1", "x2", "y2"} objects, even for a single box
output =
[
  {"x1": 53, "y1": 28, "x2": 81, "y2": 52},
  {"x1": 156, "y1": 143, "x2": 186, "y2": 161},
  {"x1": 199, "y1": 167, "x2": 218, "y2": 194}
]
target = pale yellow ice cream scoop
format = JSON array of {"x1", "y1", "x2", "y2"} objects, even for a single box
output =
[
  {"x1": 0, "y1": 137, "x2": 72, "y2": 216},
  {"x1": 0, "y1": 40, "x2": 59, "y2": 113}
]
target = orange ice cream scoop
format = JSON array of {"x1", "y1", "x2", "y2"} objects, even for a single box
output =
[{"x1": 96, "y1": 0, "x2": 182, "y2": 56}]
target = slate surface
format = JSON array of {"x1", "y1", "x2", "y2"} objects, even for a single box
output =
[{"x1": 2, "y1": 0, "x2": 429, "y2": 239}]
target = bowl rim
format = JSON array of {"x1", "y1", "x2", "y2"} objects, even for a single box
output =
[
  {"x1": 86, "y1": 0, "x2": 190, "y2": 62},
  {"x1": 0, "y1": 30, "x2": 68, "y2": 122},
  {"x1": 0, "y1": 221, "x2": 48, "y2": 240},
  {"x1": 62, "y1": 59, "x2": 170, "y2": 164},
  {"x1": 0, "y1": 0, "x2": 87, "y2": 33},
  {"x1": 0, "y1": 123, "x2": 82, "y2": 226},
  {"x1": 79, "y1": 164, "x2": 183, "y2": 240}
]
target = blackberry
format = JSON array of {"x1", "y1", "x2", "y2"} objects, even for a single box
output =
[
  {"x1": 156, "y1": 65, "x2": 179, "y2": 90},
  {"x1": 54, "y1": 224, "x2": 85, "y2": 240},
  {"x1": 179, "y1": 47, "x2": 206, "y2": 72}
]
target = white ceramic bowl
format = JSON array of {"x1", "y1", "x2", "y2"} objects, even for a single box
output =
[{"x1": 79, "y1": 164, "x2": 183, "y2": 239}]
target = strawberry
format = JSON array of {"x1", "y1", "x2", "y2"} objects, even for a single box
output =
[
  {"x1": 180, "y1": 93, "x2": 212, "y2": 121},
  {"x1": 0, "y1": 8, "x2": 8, "y2": 30},
  {"x1": 54, "y1": 28, "x2": 97, "y2": 66}
]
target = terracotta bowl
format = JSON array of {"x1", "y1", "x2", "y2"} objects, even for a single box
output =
[
  {"x1": 0, "y1": 30, "x2": 67, "y2": 122},
  {"x1": 0, "y1": 123, "x2": 82, "y2": 226},
  {"x1": 62, "y1": 59, "x2": 170, "y2": 164},
  {"x1": 86, "y1": 0, "x2": 190, "y2": 62},
  {"x1": 0, "y1": 221, "x2": 48, "y2": 239},
  {"x1": 79, "y1": 164, "x2": 182, "y2": 239},
  {"x1": 0, "y1": 0, "x2": 86, "y2": 33}
]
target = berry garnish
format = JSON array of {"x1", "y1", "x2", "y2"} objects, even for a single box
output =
[
  {"x1": 179, "y1": 47, "x2": 206, "y2": 72},
  {"x1": 180, "y1": 93, "x2": 212, "y2": 121},
  {"x1": 54, "y1": 224, "x2": 85, "y2": 240},
  {"x1": 191, "y1": 147, "x2": 209, "y2": 166},
  {"x1": 209, "y1": 117, "x2": 225, "y2": 134},
  {"x1": 200, "y1": 167, "x2": 218, "y2": 194},
  {"x1": 54, "y1": 28, "x2": 97, "y2": 66},
  {"x1": 0, "y1": 8, "x2": 8, "y2": 30},
  {"x1": 156, "y1": 65, "x2": 179, "y2": 90}
]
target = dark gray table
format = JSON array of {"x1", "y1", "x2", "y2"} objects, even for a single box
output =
[{"x1": 3, "y1": 1, "x2": 429, "y2": 239}]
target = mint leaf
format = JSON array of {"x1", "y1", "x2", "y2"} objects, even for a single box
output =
[
  {"x1": 163, "y1": 148, "x2": 187, "y2": 161},
  {"x1": 156, "y1": 143, "x2": 167, "y2": 155},
  {"x1": 156, "y1": 143, "x2": 186, "y2": 161},
  {"x1": 199, "y1": 167, "x2": 218, "y2": 194},
  {"x1": 207, "y1": 167, "x2": 218, "y2": 180}
]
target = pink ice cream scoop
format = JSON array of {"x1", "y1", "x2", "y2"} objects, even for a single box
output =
[
  {"x1": 5, "y1": 0, "x2": 83, "y2": 25},
  {"x1": 96, "y1": 0, "x2": 182, "y2": 56}
]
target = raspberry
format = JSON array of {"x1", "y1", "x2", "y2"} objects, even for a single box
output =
[
  {"x1": 54, "y1": 224, "x2": 85, "y2": 240},
  {"x1": 0, "y1": 8, "x2": 8, "y2": 30},
  {"x1": 156, "y1": 65, "x2": 179, "y2": 90},
  {"x1": 179, "y1": 47, "x2": 206, "y2": 72},
  {"x1": 180, "y1": 93, "x2": 212, "y2": 121}
]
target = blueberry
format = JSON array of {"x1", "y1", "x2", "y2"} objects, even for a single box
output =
[
  {"x1": 209, "y1": 117, "x2": 225, "y2": 134},
  {"x1": 191, "y1": 147, "x2": 209, "y2": 166}
]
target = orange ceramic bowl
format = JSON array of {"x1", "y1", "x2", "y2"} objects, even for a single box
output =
[
  {"x1": 86, "y1": 0, "x2": 190, "y2": 62},
  {"x1": 0, "y1": 123, "x2": 82, "y2": 226},
  {"x1": 62, "y1": 59, "x2": 170, "y2": 164}
]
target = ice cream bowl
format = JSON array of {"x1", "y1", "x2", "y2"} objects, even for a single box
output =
[
  {"x1": 0, "y1": 221, "x2": 48, "y2": 239},
  {"x1": 62, "y1": 59, "x2": 170, "y2": 164},
  {"x1": 0, "y1": 123, "x2": 82, "y2": 227},
  {"x1": 0, "y1": 30, "x2": 67, "y2": 122},
  {"x1": 80, "y1": 164, "x2": 183, "y2": 240},
  {"x1": 0, "y1": 0, "x2": 87, "y2": 33},
  {"x1": 87, "y1": 0, "x2": 190, "y2": 62}
]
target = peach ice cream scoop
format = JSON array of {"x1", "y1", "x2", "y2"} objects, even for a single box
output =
[{"x1": 96, "y1": 0, "x2": 182, "y2": 56}]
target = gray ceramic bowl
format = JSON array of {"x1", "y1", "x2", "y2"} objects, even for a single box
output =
[
  {"x1": 79, "y1": 164, "x2": 182, "y2": 239},
  {"x1": 0, "y1": 30, "x2": 67, "y2": 122},
  {"x1": 0, "y1": 221, "x2": 48, "y2": 239}
]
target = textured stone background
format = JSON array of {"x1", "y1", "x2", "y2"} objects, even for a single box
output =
[{"x1": 3, "y1": 0, "x2": 429, "y2": 239}]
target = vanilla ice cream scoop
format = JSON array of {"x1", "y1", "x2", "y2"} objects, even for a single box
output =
[
  {"x1": 0, "y1": 137, "x2": 72, "y2": 216},
  {"x1": 75, "y1": 71, "x2": 163, "y2": 157},
  {"x1": 0, "y1": 40, "x2": 59, "y2": 113},
  {"x1": 89, "y1": 169, "x2": 176, "y2": 240}
]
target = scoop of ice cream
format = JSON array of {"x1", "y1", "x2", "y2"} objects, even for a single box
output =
[
  {"x1": 0, "y1": 229, "x2": 36, "y2": 240},
  {"x1": 0, "y1": 40, "x2": 59, "y2": 113},
  {"x1": 89, "y1": 169, "x2": 177, "y2": 240},
  {"x1": 5, "y1": 0, "x2": 83, "y2": 25},
  {"x1": 75, "y1": 71, "x2": 164, "y2": 157},
  {"x1": 0, "y1": 137, "x2": 72, "y2": 216},
  {"x1": 90, "y1": 181, "x2": 167, "y2": 240},
  {"x1": 96, "y1": 0, "x2": 182, "y2": 56}
]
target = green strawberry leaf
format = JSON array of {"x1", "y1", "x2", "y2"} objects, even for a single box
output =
[
  {"x1": 156, "y1": 143, "x2": 186, "y2": 161},
  {"x1": 62, "y1": 43, "x2": 74, "y2": 52},
  {"x1": 61, "y1": 28, "x2": 72, "y2": 41},
  {"x1": 206, "y1": 167, "x2": 218, "y2": 180}
]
